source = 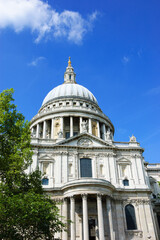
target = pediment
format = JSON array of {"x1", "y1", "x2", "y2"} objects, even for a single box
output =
[
  {"x1": 116, "y1": 157, "x2": 131, "y2": 164},
  {"x1": 56, "y1": 133, "x2": 115, "y2": 148},
  {"x1": 39, "y1": 154, "x2": 55, "y2": 161}
]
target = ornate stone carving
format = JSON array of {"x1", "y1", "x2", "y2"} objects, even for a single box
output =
[
  {"x1": 123, "y1": 199, "x2": 151, "y2": 206},
  {"x1": 125, "y1": 230, "x2": 143, "y2": 238},
  {"x1": 106, "y1": 128, "x2": 112, "y2": 140},
  {"x1": 78, "y1": 138, "x2": 93, "y2": 147},
  {"x1": 58, "y1": 131, "x2": 63, "y2": 138},
  {"x1": 46, "y1": 129, "x2": 50, "y2": 139},
  {"x1": 81, "y1": 193, "x2": 88, "y2": 200},
  {"x1": 81, "y1": 120, "x2": 88, "y2": 132},
  {"x1": 129, "y1": 134, "x2": 137, "y2": 142}
]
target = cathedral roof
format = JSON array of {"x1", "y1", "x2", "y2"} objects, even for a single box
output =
[{"x1": 42, "y1": 57, "x2": 98, "y2": 106}]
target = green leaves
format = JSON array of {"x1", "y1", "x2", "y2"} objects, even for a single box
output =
[
  {"x1": 0, "y1": 89, "x2": 32, "y2": 180},
  {"x1": 0, "y1": 89, "x2": 66, "y2": 240},
  {"x1": 0, "y1": 192, "x2": 65, "y2": 240}
]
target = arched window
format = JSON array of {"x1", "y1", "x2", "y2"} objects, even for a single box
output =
[
  {"x1": 42, "y1": 178, "x2": 49, "y2": 185},
  {"x1": 125, "y1": 204, "x2": 137, "y2": 230},
  {"x1": 80, "y1": 158, "x2": 92, "y2": 177}
]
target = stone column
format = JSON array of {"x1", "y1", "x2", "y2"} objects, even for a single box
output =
[
  {"x1": 70, "y1": 116, "x2": 73, "y2": 137},
  {"x1": 36, "y1": 123, "x2": 39, "y2": 138},
  {"x1": 97, "y1": 121, "x2": 100, "y2": 138},
  {"x1": 115, "y1": 201, "x2": 125, "y2": 239},
  {"x1": 43, "y1": 120, "x2": 46, "y2": 139},
  {"x1": 51, "y1": 118, "x2": 54, "y2": 139},
  {"x1": 106, "y1": 198, "x2": 115, "y2": 240},
  {"x1": 60, "y1": 117, "x2": 64, "y2": 133},
  {"x1": 50, "y1": 162, "x2": 54, "y2": 177},
  {"x1": 97, "y1": 194, "x2": 105, "y2": 240},
  {"x1": 70, "y1": 196, "x2": 76, "y2": 240},
  {"x1": 82, "y1": 194, "x2": 89, "y2": 240},
  {"x1": 88, "y1": 118, "x2": 92, "y2": 134},
  {"x1": 62, "y1": 198, "x2": 68, "y2": 240},
  {"x1": 102, "y1": 123, "x2": 106, "y2": 141},
  {"x1": 80, "y1": 117, "x2": 83, "y2": 133},
  {"x1": 31, "y1": 127, "x2": 34, "y2": 134}
]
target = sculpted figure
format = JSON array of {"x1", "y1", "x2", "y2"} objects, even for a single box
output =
[
  {"x1": 58, "y1": 131, "x2": 63, "y2": 138},
  {"x1": 81, "y1": 120, "x2": 88, "y2": 132},
  {"x1": 106, "y1": 128, "x2": 112, "y2": 140},
  {"x1": 129, "y1": 135, "x2": 136, "y2": 142},
  {"x1": 46, "y1": 129, "x2": 50, "y2": 139}
]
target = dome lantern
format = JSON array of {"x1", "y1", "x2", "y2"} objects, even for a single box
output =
[{"x1": 64, "y1": 57, "x2": 76, "y2": 84}]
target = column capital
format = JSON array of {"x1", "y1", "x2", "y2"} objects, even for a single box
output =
[
  {"x1": 70, "y1": 195, "x2": 75, "y2": 201},
  {"x1": 97, "y1": 193, "x2": 104, "y2": 199},
  {"x1": 81, "y1": 193, "x2": 88, "y2": 200},
  {"x1": 63, "y1": 197, "x2": 68, "y2": 202}
]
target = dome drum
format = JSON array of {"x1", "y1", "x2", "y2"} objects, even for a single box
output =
[{"x1": 31, "y1": 114, "x2": 114, "y2": 142}]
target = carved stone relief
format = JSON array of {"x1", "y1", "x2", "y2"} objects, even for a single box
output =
[{"x1": 78, "y1": 138, "x2": 93, "y2": 147}]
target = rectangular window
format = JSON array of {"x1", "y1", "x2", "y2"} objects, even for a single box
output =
[
  {"x1": 42, "y1": 178, "x2": 49, "y2": 185},
  {"x1": 80, "y1": 158, "x2": 92, "y2": 177},
  {"x1": 123, "y1": 179, "x2": 129, "y2": 186}
]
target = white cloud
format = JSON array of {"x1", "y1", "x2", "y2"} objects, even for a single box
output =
[
  {"x1": 28, "y1": 56, "x2": 46, "y2": 66},
  {"x1": 122, "y1": 56, "x2": 130, "y2": 64},
  {"x1": 0, "y1": 0, "x2": 98, "y2": 44},
  {"x1": 146, "y1": 86, "x2": 160, "y2": 96}
]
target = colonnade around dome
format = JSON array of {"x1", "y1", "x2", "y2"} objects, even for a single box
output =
[{"x1": 31, "y1": 115, "x2": 113, "y2": 142}]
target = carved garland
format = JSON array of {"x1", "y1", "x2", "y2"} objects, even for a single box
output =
[{"x1": 123, "y1": 199, "x2": 151, "y2": 206}]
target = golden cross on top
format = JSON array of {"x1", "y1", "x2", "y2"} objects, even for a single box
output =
[{"x1": 68, "y1": 57, "x2": 71, "y2": 67}]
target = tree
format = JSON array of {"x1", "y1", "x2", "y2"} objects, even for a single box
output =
[{"x1": 0, "y1": 89, "x2": 66, "y2": 240}]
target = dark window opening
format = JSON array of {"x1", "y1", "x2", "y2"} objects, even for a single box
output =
[
  {"x1": 89, "y1": 219, "x2": 96, "y2": 240},
  {"x1": 65, "y1": 132, "x2": 70, "y2": 139},
  {"x1": 69, "y1": 74, "x2": 71, "y2": 80},
  {"x1": 157, "y1": 213, "x2": 160, "y2": 230},
  {"x1": 42, "y1": 178, "x2": 49, "y2": 185},
  {"x1": 73, "y1": 132, "x2": 78, "y2": 136},
  {"x1": 80, "y1": 158, "x2": 92, "y2": 177},
  {"x1": 125, "y1": 204, "x2": 137, "y2": 230},
  {"x1": 123, "y1": 179, "x2": 129, "y2": 186}
]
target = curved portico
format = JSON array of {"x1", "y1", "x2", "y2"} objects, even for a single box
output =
[
  {"x1": 61, "y1": 193, "x2": 114, "y2": 240},
  {"x1": 60, "y1": 179, "x2": 115, "y2": 240}
]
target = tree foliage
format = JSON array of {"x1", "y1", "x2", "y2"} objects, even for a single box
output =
[{"x1": 0, "y1": 89, "x2": 66, "y2": 240}]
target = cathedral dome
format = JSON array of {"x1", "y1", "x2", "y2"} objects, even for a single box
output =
[
  {"x1": 42, "y1": 57, "x2": 97, "y2": 106},
  {"x1": 42, "y1": 83, "x2": 98, "y2": 106}
]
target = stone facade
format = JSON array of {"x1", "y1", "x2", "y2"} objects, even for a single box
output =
[{"x1": 29, "y1": 59, "x2": 160, "y2": 240}]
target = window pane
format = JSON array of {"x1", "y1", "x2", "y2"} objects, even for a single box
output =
[
  {"x1": 42, "y1": 178, "x2": 49, "y2": 185},
  {"x1": 65, "y1": 132, "x2": 70, "y2": 139},
  {"x1": 80, "y1": 158, "x2": 92, "y2": 177},
  {"x1": 125, "y1": 204, "x2": 137, "y2": 230},
  {"x1": 123, "y1": 179, "x2": 129, "y2": 186}
]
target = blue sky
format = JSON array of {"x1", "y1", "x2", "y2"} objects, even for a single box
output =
[{"x1": 1, "y1": 0, "x2": 160, "y2": 163}]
